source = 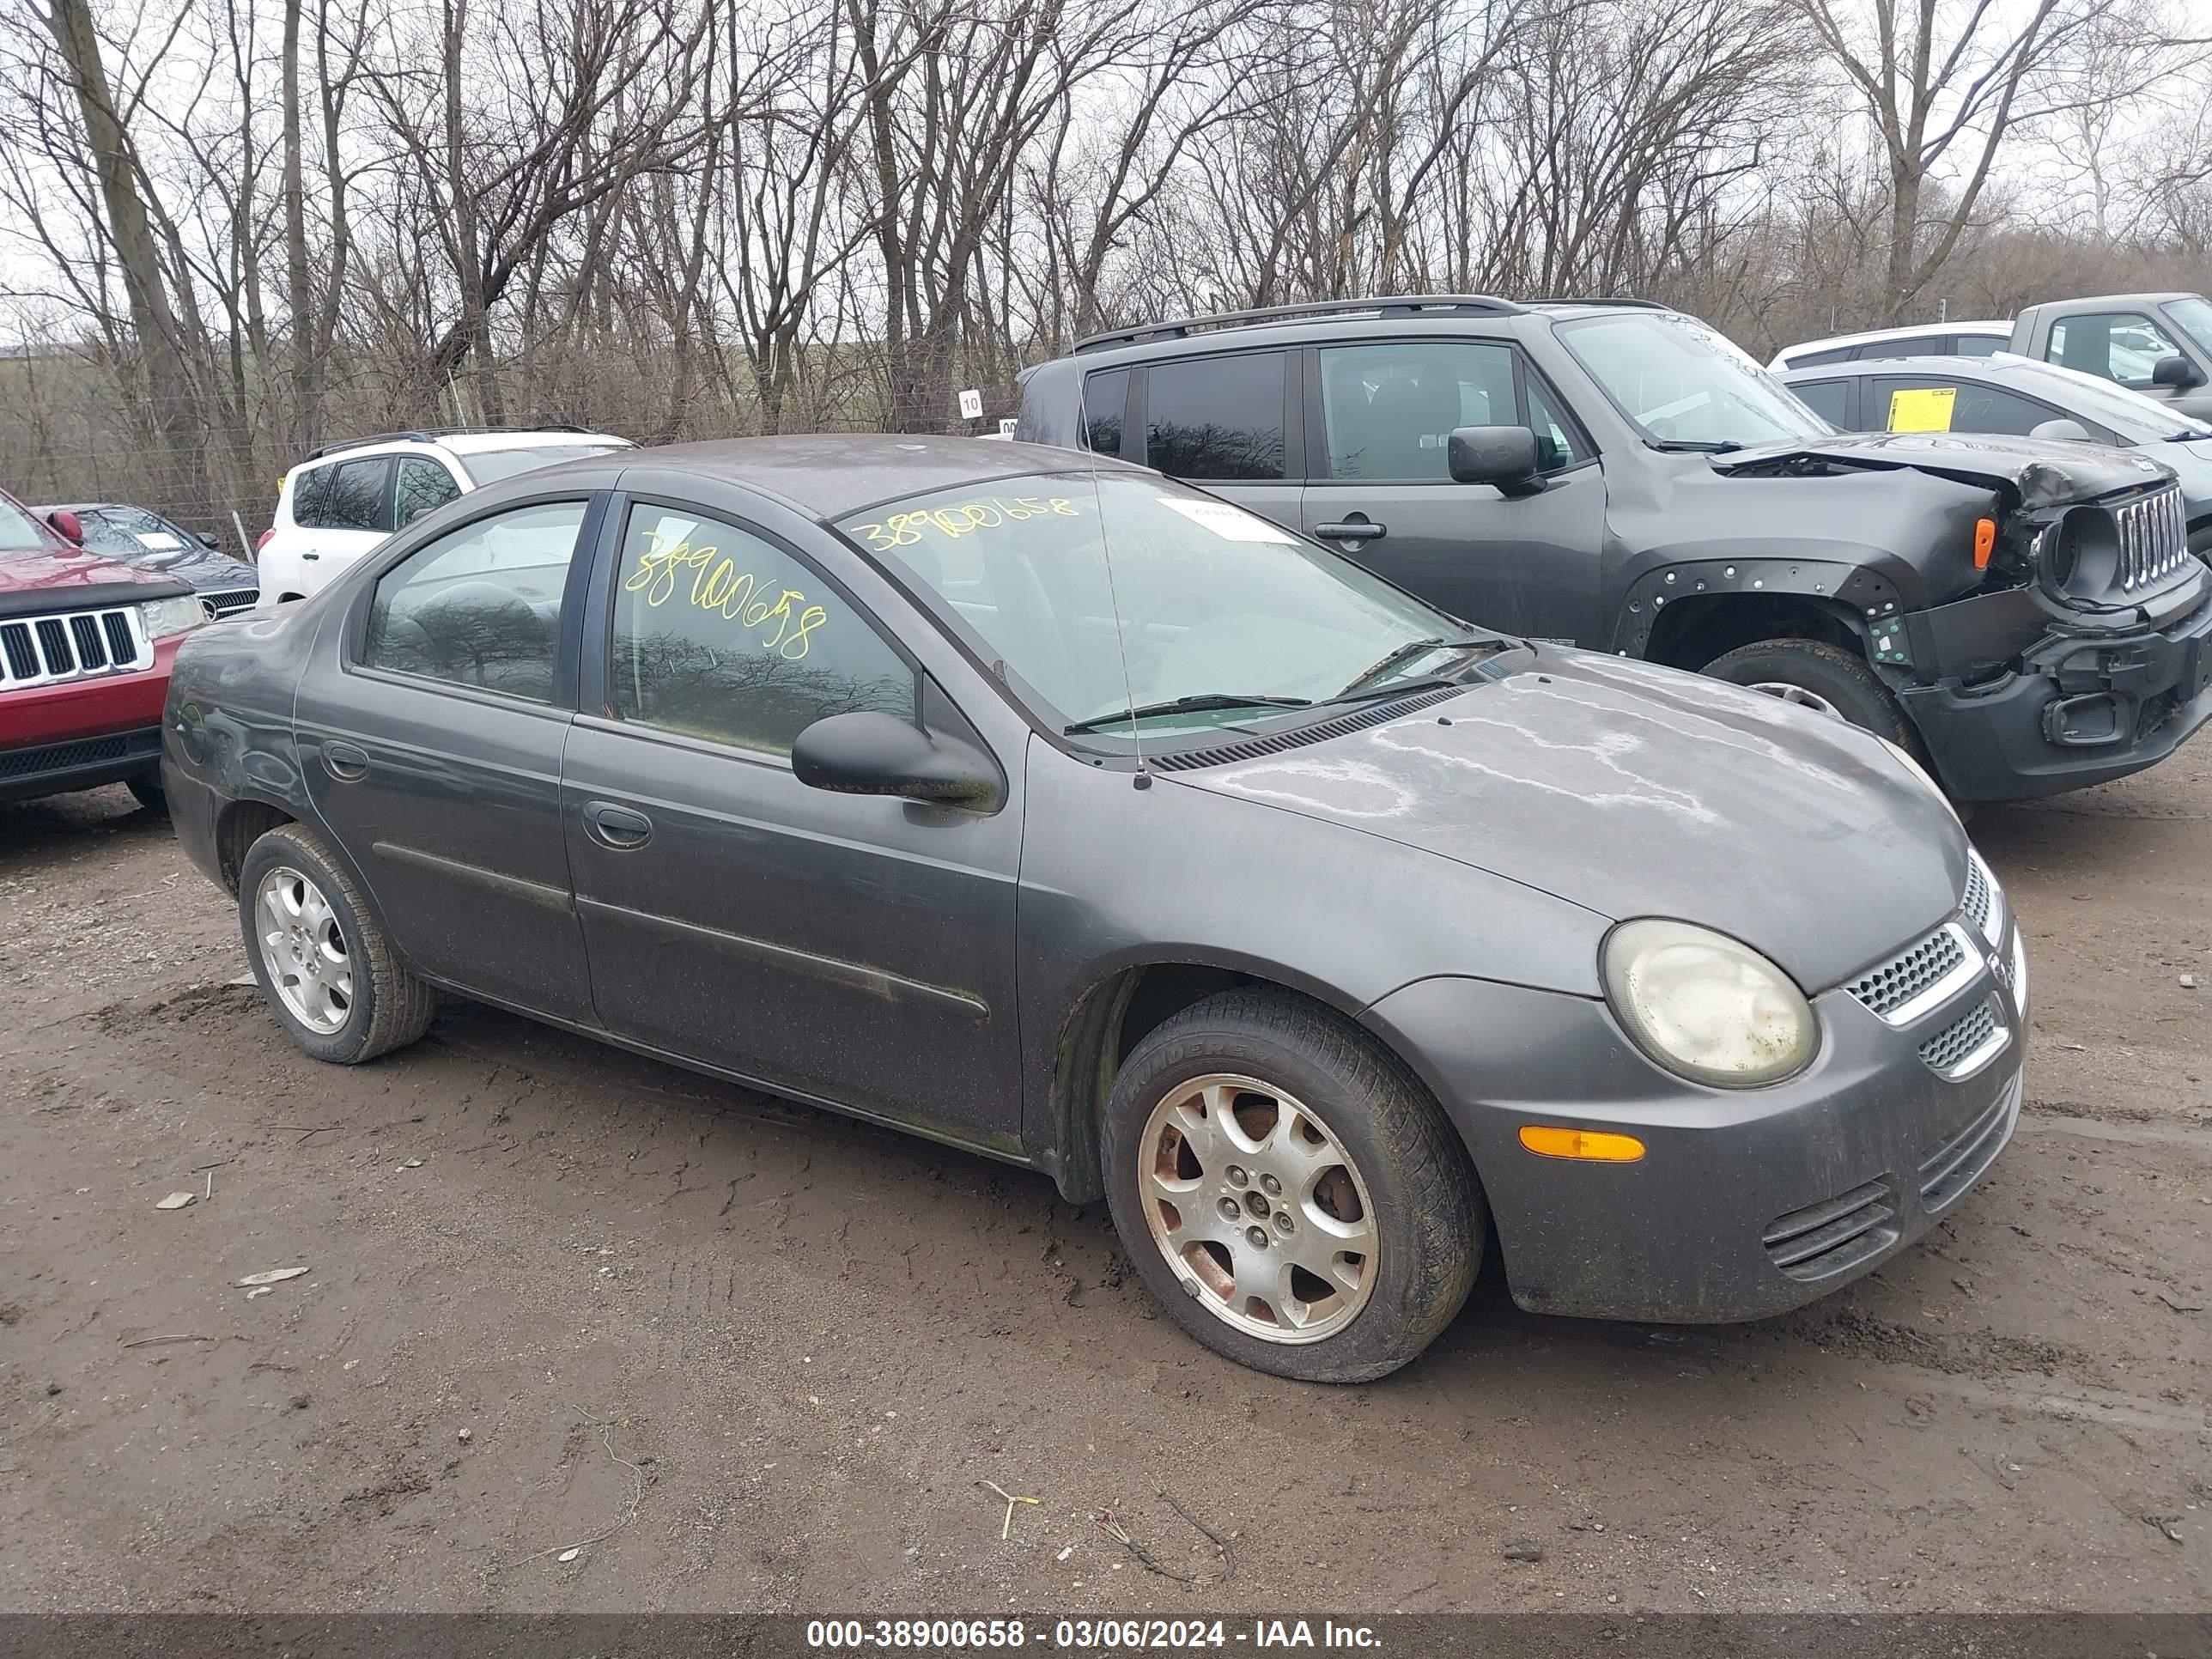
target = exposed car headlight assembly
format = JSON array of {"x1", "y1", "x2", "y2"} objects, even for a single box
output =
[
  {"x1": 1601, "y1": 919, "x2": 1818, "y2": 1089},
  {"x1": 139, "y1": 595, "x2": 206, "y2": 640},
  {"x1": 2037, "y1": 507, "x2": 2118, "y2": 605}
]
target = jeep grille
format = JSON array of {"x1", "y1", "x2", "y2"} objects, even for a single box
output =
[
  {"x1": 0, "y1": 605, "x2": 153, "y2": 690},
  {"x1": 2118, "y1": 484, "x2": 2189, "y2": 593}
]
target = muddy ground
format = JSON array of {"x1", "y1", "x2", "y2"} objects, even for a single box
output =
[{"x1": 1, "y1": 751, "x2": 2207, "y2": 1616}]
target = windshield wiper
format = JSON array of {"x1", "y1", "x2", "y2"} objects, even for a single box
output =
[
  {"x1": 1647, "y1": 438, "x2": 1744, "y2": 453},
  {"x1": 1334, "y1": 635, "x2": 1498, "y2": 698},
  {"x1": 1064, "y1": 692, "x2": 1313, "y2": 734}
]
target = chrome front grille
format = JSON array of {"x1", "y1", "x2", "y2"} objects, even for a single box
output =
[
  {"x1": 0, "y1": 605, "x2": 152, "y2": 690},
  {"x1": 2117, "y1": 485, "x2": 2189, "y2": 592},
  {"x1": 1918, "y1": 998, "x2": 2009, "y2": 1079},
  {"x1": 1847, "y1": 924, "x2": 1973, "y2": 1022},
  {"x1": 199, "y1": 586, "x2": 260, "y2": 618},
  {"x1": 1764, "y1": 1178, "x2": 1900, "y2": 1281}
]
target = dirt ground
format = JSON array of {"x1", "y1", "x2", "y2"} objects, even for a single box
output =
[{"x1": 1, "y1": 751, "x2": 2207, "y2": 1618}]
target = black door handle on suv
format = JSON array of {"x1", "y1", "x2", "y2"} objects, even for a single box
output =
[
  {"x1": 1314, "y1": 520, "x2": 1388, "y2": 543},
  {"x1": 583, "y1": 801, "x2": 653, "y2": 850}
]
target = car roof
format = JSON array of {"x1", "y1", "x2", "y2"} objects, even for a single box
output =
[
  {"x1": 590, "y1": 434, "x2": 1144, "y2": 521},
  {"x1": 1777, "y1": 321, "x2": 2009, "y2": 359},
  {"x1": 295, "y1": 429, "x2": 629, "y2": 466}
]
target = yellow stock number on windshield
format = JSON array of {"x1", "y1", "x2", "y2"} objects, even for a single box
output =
[
  {"x1": 623, "y1": 532, "x2": 828, "y2": 660},
  {"x1": 850, "y1": 495, "x2": 1079, "y2": 551}
]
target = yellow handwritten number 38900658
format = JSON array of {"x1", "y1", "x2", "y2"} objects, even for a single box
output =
[{"x1": 624, "y1": 532, "x2": 828, "y2": 660}]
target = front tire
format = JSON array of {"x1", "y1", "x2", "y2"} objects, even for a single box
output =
[
  {"x1": 237, "y1": 824, "x2": 436, "y2": 1064},
  {"x1": 1703, "y1": 637, "x2": 1917, "y2": 749},
  {"x1": 126, "y1": 771, "x2": 166, "y2": 813},
  {"x1": 1103, "y1": 988, "x2": 1484, "y2": 1382}
]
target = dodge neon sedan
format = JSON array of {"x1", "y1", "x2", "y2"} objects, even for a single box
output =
[{"x1": 162, "y1": 436, "x2": 2026, "y2": 1382}]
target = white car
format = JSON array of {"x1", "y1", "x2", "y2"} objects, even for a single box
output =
[
  {"x1": 1768, "y1": 320, "x2": 2010, "y2": 371},
  {"x1": 256, "y1": 428, "x2": 631, "y2": 601}
]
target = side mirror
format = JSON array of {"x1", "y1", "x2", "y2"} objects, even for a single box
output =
[
  {"x1": 2028, "y1": 417, "x2": 2095, "y2": 444},
  {"x1": 791, "y1": 710, "x2": 1000, "y2": 807},
  {"x1": 2152, "y1": 354, "x2": 2206, "y2": 391},
  {"x1": 46, "y1": 509, "x2": 83, "y2": 545},
  {"x1": 1447, "y1": 426, "x2": 1546, "y2": 496}
]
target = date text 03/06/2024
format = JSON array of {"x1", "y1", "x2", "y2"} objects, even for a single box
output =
[{"x1": 804, "y1": 1619, "x2": 1383, "y2": 1650}]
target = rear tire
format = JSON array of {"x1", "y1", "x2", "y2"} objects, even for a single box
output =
[
  {"x1": 237, "y1": 824, "x2": 436, "y2": 1064},
  {"x1": 1703, "y1": 637, "x2": 1917, "y2": 750},
  {"x1": 1103, "y1": 988, "x2": 1484, "y2": 1382}
]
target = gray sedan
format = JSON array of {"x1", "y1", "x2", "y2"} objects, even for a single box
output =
[
  {"x1": 1781, "y1": 353, "x2": 2212, "y2": 557},
  {"x1": 161, "y1": 436, "x2": 2024, "y2": 1381}
]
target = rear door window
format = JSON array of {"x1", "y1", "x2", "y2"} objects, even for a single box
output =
[
  {"x1": 1785, "y1": 346, "x2": 1856, "y2": 368},
  {"x1": 312, "y1": 457, "x2": 396, "y2": 532},
  {"x1": 1142, "y1": 352, "x2": 1288, "y2": 480},
  {"x1": 362, "y1": 501, "x2": 586, "y2": 702},
  {"x1": 1871, "y1": 376, "x2": 2066, "y2": 437}
]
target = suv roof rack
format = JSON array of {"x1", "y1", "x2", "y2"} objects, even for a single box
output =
[
  {"x1": 301, "y1": 422, "x2": 596, "y2": 462},
  {"x1": 1528, "y1": 296, "x2": 1674, "y2": 311},
  {"x1": 1073, "y1": 294, "x2": 1524, "y2": 354}
]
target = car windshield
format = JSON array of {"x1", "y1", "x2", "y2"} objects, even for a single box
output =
[
  {"x1": 2162, "y1": 295, "x2": 2212, "y2": 362},
  {"x1": 70, "y1": 507, "x2": 198, "y2": 562},
  {"x1": 457, "y1": 443, "x2": 623, "y2": 484},
  {"x1": 836, "y1": 472, "x2": 1492, "y2": 738},
  {"x1": 0, "y1": 499, "x2": 52, "y2": 549},
  {"x1": 1553, "y1": 310, "x2": 1832, "y2": 448},
  {"x1": 2003, "y1": 358, "x2": 2212, "y2": 441}
]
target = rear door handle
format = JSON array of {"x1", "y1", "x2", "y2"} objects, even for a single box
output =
[
  {"x1": 301, "y1": 551, "x2": 320, "y2": 561},
  {"x1": 322, "y1": 740, "x2": 369, "y2": 781},
  {"x1": 1314, "y1": 520, "x2": 1388, "y2": 543},
  {"x1": 584, "y1": 800, "x2": 653, "y2": 850}
]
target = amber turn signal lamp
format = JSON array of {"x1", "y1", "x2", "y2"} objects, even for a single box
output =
[
  {"x1": 1519, "y1": 1124, "x2": 1646, "y2": 1162},
  {"x1": 1972, "y1": 517, "x2": 1996, "y2": 569}
]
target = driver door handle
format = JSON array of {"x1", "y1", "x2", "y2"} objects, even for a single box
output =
[
  {"x1": 583, "y1": 800, "x2": 653, "y2": 850},
  {"x1": 1314, "y1": 520, "x2": 1388, "y2": 543}
]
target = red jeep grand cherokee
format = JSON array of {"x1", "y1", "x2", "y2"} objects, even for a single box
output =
[{"x1": 1, "y1": 488, "x2": 205, "y2": 809}]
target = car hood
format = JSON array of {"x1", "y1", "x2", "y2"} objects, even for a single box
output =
[
  {"x1": 1166, "y1": 648, "x2": 1967, "y2": 993},
  {"x1": 0, "y1": 545, "x2": 190, "y2": 599},
  {"x1": 1716, "y1": 429, "x2": 2174, "y2": 507},
  {"x1": 131, "y1": 544, "x2": 258, "y2": 588}
]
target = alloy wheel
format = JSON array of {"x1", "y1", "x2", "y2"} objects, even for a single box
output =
[
  {"x1": 255, "y1": 865, "x2": 354, "y2": 1035},
  {"x1": 1138, "y1": 1073, "x2": 1379, "y2": 1343}
]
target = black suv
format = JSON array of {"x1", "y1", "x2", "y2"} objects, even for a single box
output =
[{"x1": 1014, "y1": 295, "x2": 2212, "y2": 801}]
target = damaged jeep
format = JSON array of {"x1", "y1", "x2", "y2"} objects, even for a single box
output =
[{"x1": 1014, "y1": 295, "x2": 2212, "y2": 801}]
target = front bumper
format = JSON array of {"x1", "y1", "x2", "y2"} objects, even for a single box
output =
[
  {"x1": 1899, "y1": 586, "x2": 2212, "y2": 801},
  {"x1": 1362, "y1": 893, "x2": 2027, "y2": 1324},
  {"x1": 0, "y1": 725, "x2": 164, "y2": 803}
]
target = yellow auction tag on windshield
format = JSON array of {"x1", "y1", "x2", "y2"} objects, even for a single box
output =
[{"x1": 1887, "y1": 386, "x2": 1956, "y2": 433}]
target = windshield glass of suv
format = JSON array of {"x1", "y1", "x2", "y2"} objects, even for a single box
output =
[
  {"x1": 1553, "y1": 311, "x2": 1832, "y2": 449},
  {"x1": 838, "y1": 473, "x2": 1487, "y2": 738},
  {"x1": 458, "y1": 443, "x2": 623, "y2": 484}
]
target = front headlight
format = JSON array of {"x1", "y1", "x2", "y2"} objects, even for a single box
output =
[
  {"x1": 1879, "y1": 738, "x2": 1959, "y2": 823},
  {"x1": 1601, "y1": 919, "x2": 1817, "y2": 1089},
  {"x1": 139, "y1": 595, "x2": 205, "y2": 640}
]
